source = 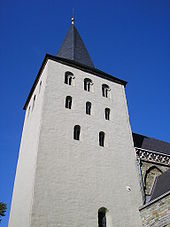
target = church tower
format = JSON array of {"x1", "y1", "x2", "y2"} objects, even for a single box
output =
[{"x1": 9, "y1": 19, "x2": 142, "y2": 227}]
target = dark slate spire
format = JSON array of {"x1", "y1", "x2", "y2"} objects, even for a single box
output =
[{"x1": 57, "y1": 18, "x2": 94, "y2": 68}]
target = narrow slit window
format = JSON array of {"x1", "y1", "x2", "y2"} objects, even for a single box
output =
[
  {"x1": 27, "y1": 106, "x2": 31, "y2": 117},
  {"x1": 105, "y1": 108, "x2": 110, "y2": 120},
  {"x1": 65, "y1": 96, "x2": 72, "y2": 109},
  {"x1": 39, "y1": 81, "x2": 42, "y2": 93},
  {"x1": 99, "y1": 131, "x2": 105, "y2": 147},
  {"x1": 65, "y1": 71, "x2": 74, "y2": 85},
  {"x1": 102, "y1": 84, "x2": 110, "y2": 98},
  {"x1": 84, "y1": 78, "x2": 92, "y2": 92},
  {"x1": 68, "y1": 76, "x2": 72, "y2": 85},
  {"x1": 86, "y1": 102, "x2": 92, "y2": 115},
  {"x1": 74, "y1": 125, "x2": 81, "y2": 140},
  {"x1": 98, "y1": 207, "x2": 107, "y2": 227},
  {"x1": 32, "y1": 95, "x2": 36, "y2": 111}
]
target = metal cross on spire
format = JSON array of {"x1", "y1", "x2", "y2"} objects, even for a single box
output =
[
  {"x1": 57, "y1": 11, "x2": 94, "y2": 68},
  {"x1": 71, "y1": 8, "x2": 74, "y2": 24}
]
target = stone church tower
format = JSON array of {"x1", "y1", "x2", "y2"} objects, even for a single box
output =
[{"x1": 9, "y1": 19, "x2": 142, "y2": 227}]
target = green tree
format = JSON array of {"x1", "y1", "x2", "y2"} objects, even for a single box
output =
[{"x1": 0, "y1": 202, "x2": 7, "y2": 222}]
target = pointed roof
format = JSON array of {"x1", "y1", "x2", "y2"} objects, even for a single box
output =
[
  {"x1": 57, "y1": 18, "x2": 94, "y2": 68},
  {"x1": 132, "y1": 133, "x2": 170, "y2": 155}
]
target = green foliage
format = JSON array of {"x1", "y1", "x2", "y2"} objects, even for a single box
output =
[{"x1": 0, "y1": 202, "x2": 7, "y2": 222}]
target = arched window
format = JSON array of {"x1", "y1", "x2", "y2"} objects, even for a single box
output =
[
  {"x1": 102, "y1": 84, "x2": 110, "y2": 98},
  {"x1": 86, "y1": 102, "x2": 92, "y2": 115},
  {"x1": 65, "y1": 96, "x2": 72, "y2": 109},
  {"x1": 98, "y1": 207, "x2": 107, "y2": 227},
  {"x1": 99, "y1": 131, "x2": 105, "y2": 147},
  {"x1": 105, "y1": 108, "x2": 110, "y2": 120},
  {"x1": 84, "y1": 78, "x2": 92, "y2": 92},
  {"x1": 65, "y1": 71, "x2": 74, "y2": 85},
  {"x1": 74, "y1": 125, "x2": 81, "y2": 140}
]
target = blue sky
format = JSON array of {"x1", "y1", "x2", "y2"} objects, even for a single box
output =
[{"x1": 0, "y1": 0, "x2": 170, "y2": 225}]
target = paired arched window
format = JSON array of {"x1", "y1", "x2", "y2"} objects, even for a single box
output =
[
  {"x1": 65, "y1": 71, "x2": 74, "y2": 85},
  {"x1": 86, "y1": 102, "x2": 92, "y2": 115},
  {"x1": 74, "y1": 125, "x2": 81, "y2": 140},
  {"x1": 99, "y1": 131, "x2": 105, "y2": 147},
  {"x1": 105, "y1": 108, "x2": 110, "y2": 120},
  {"x1": 84, "y1": 78, "x2": 92, "y2": 92},
  {"x1": 102, "y1": 84, "x2": 110, "y2": 98},
  {"x1": 98, "y1": 207, "x2": 107, "y2": 227},
  {"x1": 65, "y1": 96, "x2": 72, "y2": 109}
]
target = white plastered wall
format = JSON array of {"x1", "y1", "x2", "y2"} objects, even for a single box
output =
[{"x1": 28, "y1": 59, "x2": 143, "y2": 227}]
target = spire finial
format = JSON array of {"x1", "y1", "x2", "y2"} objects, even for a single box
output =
[{"x1": 71, "y1": 8, "x2": 74, "y2": 24}]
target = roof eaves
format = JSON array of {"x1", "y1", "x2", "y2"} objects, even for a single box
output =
[
  {"x1": 132, "y1": 132, "x2": 170, "y2": 155},
  {"x1": 23, "y1": 55, "x2": 48, "y2": 110},
  {"x1": 47, "y1": 54, "x2": 127, "y2": 86},
  {"x1": 139, "y1": 190, "x2": 170, "y2": 210}
]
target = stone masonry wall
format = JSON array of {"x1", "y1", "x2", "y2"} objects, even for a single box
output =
[{"x1": 140, "y1": 192, "x2": 170, "y2": 227}]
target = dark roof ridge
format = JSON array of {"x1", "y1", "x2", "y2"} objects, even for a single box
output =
[{"x1": 23, "y1": 54, "x2": 127, "y2": 110}]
